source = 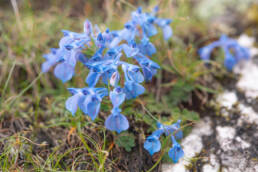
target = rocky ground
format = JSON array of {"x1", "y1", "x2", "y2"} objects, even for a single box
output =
[{"x1": 162, "y1": 35, "x2": 258, "y2": 172}]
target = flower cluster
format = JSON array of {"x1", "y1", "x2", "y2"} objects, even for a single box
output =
[
  {"x1": 42, "y1": 6, "x2": 172, "y2": 133},
  {"x1": 199, "y1": 35, "x2": 250, "y2": 71},
  {"x1": 144, "y1": 120, "x2": 184, "y2": 163}
]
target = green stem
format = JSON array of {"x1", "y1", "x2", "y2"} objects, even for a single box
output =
[
  {"x1": 7, "y1": 72, "x2": 43, "y2": 107},
  {"x1": 1, "y1": 60, "x2": 16, "y2": 106}
]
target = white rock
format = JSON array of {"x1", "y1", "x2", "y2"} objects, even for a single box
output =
[
  {"x1": 234, "y1": 35, "x2": 258, "y2": 99},
  {"x1": 237, "y1": 34, "x2": 255, "y2": 48},
  {"x1": 202, "y1": 164, "x2": 218, "y2": 172},
  {"x1": 235, "y1": 136, "x2": 251, "y2": 149},
  {"x1": 202, "y1": 154, "x2": 220, "y2": 172},
  {"x1": 216, "y1": 126, "x2": 236, "y2": 151},
  {"x1": 216, "y1": 126, "x2": 235, "y2": 140},
  {"x1": 217, "y1": 91, "x2": 237, "y2": 109},
  {"x1": 222, "y1": 167, "x2": 242, "y2": 172},
  {"x1": 182, "y1": 134, "x2": 203, "y2": 158},
  {"x1": 192, "y1": 117, "x2": 213, "y2": 136},
  {"x1": 237, "y1": 34, "x2": 258, "y2": 56},
  {"x1": 209, "y1": 154, "x2": 219, "y2": 167},
  {"x1": 238, "y1": 104, "x2": 258, "y2": 125},
  {"x1": 235, "y1": 60, "x2": 258, "y2": 99},
  {"x1": 162, "y1": 163, "x2": 187, "y2": 172}
]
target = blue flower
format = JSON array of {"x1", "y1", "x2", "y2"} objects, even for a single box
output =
[
  {"x1": 231, "y1": 43, "x2": 250, "y2": 61},
  {"x1": 122, "y1": 63, "x2": 144, "y2": 83},
  {"x1": 198, "y1": 42, "x2": 219, "y2": 61},
  {"x1": 42, "y1": 48, "x2": 60, "y2": 72},
  {"x1": 122, "y1": 41, "x2": 139, "y2": 58},
  {"x1": 124, "y1": 81, "x2": 145, "y2": 99},
  {"x1": 83, "y1": 19, "x2": 93, "y2": 35},
  {"x1": 42, "y1": 47, "x2": 80, "y2": 82},
  {"x1": 144, "y1": 134, "x2": 161, "y2": 155},
  {"x1": 199, "y1": 35, "x2": 250, "y2": 71},
  {"x1": 86, "y1": 59, "x2": 119, "y2": 86},
  {"x1": 61, "y1": 30, "x2": 91, "y2": 49},
  {"x1": 42, "y1": 21, "x2": 93, "y2": 82},
  {"x1": 110, "y1": 87, "x2": 125, "y2": 108},
  {"x1": 43, "y1": 6, "x2": 172, "y2": 135},
  {"x1": 65, "y1": 87, "x2": 108, "y2": 120},
  {"x1": 164, "y1": 120, "x2": 183, "y2": 140},
  {"x1": 168, "y1": 136, "x2": 184, "y2": 163},
  {"x1": 142, "y1": 21, "x2": 158, "y2": 38},
  {"x1": 134, "y1": 55, "x2": 160, "y2": 81},
  {"x1": 155, "y1": 18, "x2": 173, "y2": 40},
  {"x1": 105, "y1": 108, "x2": 129, "y2": 133},
  {"x1": 138, "y1": 37, "x2": 156, "y2": 56},
  {"x1": 155, "y1": 120, "x2": 183, "y2": 140},
  {"x1": 144, "y1": 121, "x2": 184, "y2": 162},
  {"x1": 224, "y1": 51, "x2": 237, "y2": 71}
]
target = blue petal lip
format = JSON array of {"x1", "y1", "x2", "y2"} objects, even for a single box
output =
[
  {"x1": 54, "y1": 62, "x2": 74, "y2": 83},
  {"x1": 65, "y1": 93, "x2": 82, "y2": 115},
  {"x1": 105, "y1": 112, "x2": 129, "y2": 133},
  {"x1": 110, "y1": 88, "x2": 126, "y2": 108},
  {"x1": 144, "y1": 135, "x2": 161, "y2": 155},
  {"x1": 168, "y1": 143, "x2": 184, "y2": 163},
  {"x1": 86, "y1": 98, "x2": 101, "y2": 120},
  {"x1": 124, "y1": 81, "x2": 145, "y2": 99},
  {"x1": 86, "y1": 71, "x2": 101, "y2": 87}
]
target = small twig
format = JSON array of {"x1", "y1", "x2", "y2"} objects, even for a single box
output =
[{"x1": 136, "y1": 99, "x2": 159, "y2": 122}]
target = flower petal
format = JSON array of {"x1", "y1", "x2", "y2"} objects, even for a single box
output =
[
  {"x1": 124, "y1": 81, "x2": 145, "y2": 99},
  {"x1": 84, "y1": 19, "x2": 92, "y2": 35},
  {"x1": 105, "y1": 113, "x2": 129, "y2": 133},
  {"x1": 110, "y1": 71, "x2": 120, "y2": 86},
  {"x1": 79, "y1": 95, "x2": 91, "y2": 115},
  {"x1": 86, "y1": 71, "x2": 101, "y2": 87},
  {"x1": 168, "y1": 142, "x2": 184, "y2": 163},
  {"x1": 42, "y1": 60, "x2": 56, "y2": 73},
  {"x1": 142, "y1": 66, "x2": 153, "y2": 81},
  {"x1": 142, "y1": 23, "x2": 157, "y2": 37},
  {"x1": 110, "y1": 87, "x2": 125, "y2": 107},
  {"x1": 224, "y1": 52, "x2": 236, "y2": 71},
  {"x1": 144, "y1": 135, "x2": 161, "y2": 155},
  {"x1": 87, "y1": 97, "x2": 101, "y2": 120},
  {"x1": 54, "y1": 62, "x2": 74, "y2": 83},
  {"x1": 122, "y1": 44, "x2": 139, "y2": 57},
  {"x1": 128, "y1": 70, "x2": 144, "y2": 83},
  {"x1": 65, "y1": 94, "x2": 82, "y2": 115},
  {"x1": 162, "y1": 25, "x2": 172, "y2": 40}
]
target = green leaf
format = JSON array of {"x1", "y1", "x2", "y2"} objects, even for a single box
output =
[
  {"x1": 115, "y1": 132, "x2": 136, "y2": 152},
  {"x1": 182, "y1": 109, "x2": 200, "y2": 121},
  {"x1": 171, "y1": 108, "x2": 200, "y2": 122},
  {"x1": 195, "y1": 84, "x2": 219, "y2": 94},
  {"x1": 168, "y1": 79, "x2": 195, "y2": 106}
]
